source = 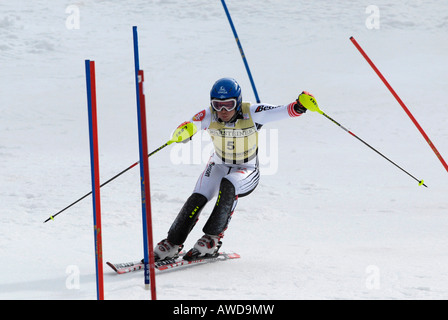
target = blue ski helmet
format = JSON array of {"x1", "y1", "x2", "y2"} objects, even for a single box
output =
[{"x1": 210, "y1": 78, "x2": 242, "y2": 112}]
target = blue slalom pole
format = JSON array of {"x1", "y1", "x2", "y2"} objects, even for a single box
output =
[
  {"x1": 133, "y1": 26, "x2": 157, "y2": 299},
  {"x1": 132, "y1": 26, "x2": 151, "y2": 291},
  {"x1": 221, "y1": 0, "x2": 260, "y2": 103},
  {"x1": 85, "y1": 59, "x2": 104, "y2": 300}
]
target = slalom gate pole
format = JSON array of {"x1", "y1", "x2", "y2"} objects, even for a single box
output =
[
  {"x1": 350, "y1": 36, "x2": 448, "y2": 174},
  {"x1": 133, "y1": 26, "x2": 157, "y2": 299},
  {"x1": 85, "y1": 60, "x2": 104, "y2": 300},
  {"x1": 221, "y1": 0, "x2": 260, "y2": 103}
]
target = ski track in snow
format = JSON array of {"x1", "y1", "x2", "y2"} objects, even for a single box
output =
[{"x1": 1, "y1": 0, "x2": 447, "y2": 300}]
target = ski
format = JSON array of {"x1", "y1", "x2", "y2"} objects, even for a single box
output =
[{"x1": 107, "y1": 252, "x2": 240, "y2": 274}]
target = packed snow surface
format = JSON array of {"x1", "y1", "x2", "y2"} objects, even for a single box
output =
[{"x1": 1, "y1": 0, "x2": 447, "y2": 300}]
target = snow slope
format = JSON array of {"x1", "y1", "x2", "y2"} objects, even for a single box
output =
[{"x1": 1, "y1": 0, "x2": 447, "y2": 300}]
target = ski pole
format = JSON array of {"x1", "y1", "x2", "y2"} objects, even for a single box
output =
[
  {"x1": 349, "y1": 36, "x2": 448, "y2": 174},
  {"x1": 299, "y1": 92, "x2": 427, "y2": 187},
  {"x1": 221, "y1": 0, "x2": 260, "y2": 103},
  {"x1": 44, "y1": 122, "x2": 197, "y2": 223}
]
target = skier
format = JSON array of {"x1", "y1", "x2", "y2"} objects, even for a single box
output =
[{"x1": 154, "y1": 77, "x2": 310, "y2": 261}]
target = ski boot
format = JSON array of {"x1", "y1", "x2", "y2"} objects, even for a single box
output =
[
  {"x1": 153, "y1": 239, "x2": 183, "y2": 261},
  {"x1": 183, "y1": 234, "x2": 222, "y2": 261}
]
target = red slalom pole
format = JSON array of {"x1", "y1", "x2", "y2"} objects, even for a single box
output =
[
  {"x1": 85, "y1": 60, "x2": 104, "y2": 300},
  {"x1": 133, "y1": 26, "x2": 156, "y2": 299},
  {"x1": 139, "y1": 69, "x2": 157, "y2": 298},
  {"x1": 350, "y1": 36, "x2": 448, "y2": 174}
]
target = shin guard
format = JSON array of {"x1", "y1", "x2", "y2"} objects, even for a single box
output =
[
  {"x1": 203, "y1": 178, "x2": 238, "y2": 237},
  {"x1": 167, "y1": 193, "x2": 208, "y2": 245}
]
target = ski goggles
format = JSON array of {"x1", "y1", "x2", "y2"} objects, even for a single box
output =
[{"x1": 211, "y1": 98, "x2": 237, "y2": 112}]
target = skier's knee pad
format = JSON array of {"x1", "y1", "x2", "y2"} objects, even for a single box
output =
[
  {"x1": 203, "y1": 178, "x2": 238, "y2": 236},
  {"x1": 167, "y1": 193, "x2": 208, "y2": 245}
]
